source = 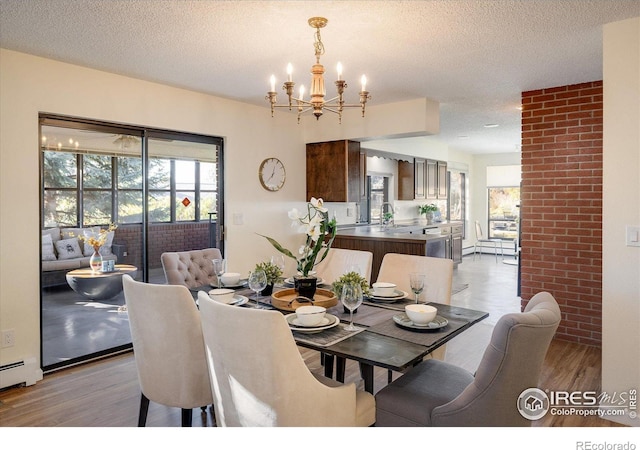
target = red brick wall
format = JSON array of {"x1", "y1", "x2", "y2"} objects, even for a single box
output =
[
  {"x1": 520, "y1": 81, "x2": 603, "y2": 346},
  {"x1": 114, "y1": 222, "x2": 211, "y2": 269}
]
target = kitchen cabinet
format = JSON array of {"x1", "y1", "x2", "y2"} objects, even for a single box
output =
[
  {"x1": 398, "y1": 158, "x2": 447, "y2": 201},
  {"x1": 424, "y1": 223, "x2": 462, "y2": 266},
  {"x1": 437, "y1": 160, "x2": 448, "y2": 198},
  {"x1": 398, "y1": 160, "x2": 424, "y2": 200},
  {"x1": 426, "y1": 160, "x2": 448, "y2": 199},
  {"x1": 450, "y1": 224, "x2": 463, "y2": 265},
  {"x1": 306, "y1": 140, "x2": 364, "y2": 202}
]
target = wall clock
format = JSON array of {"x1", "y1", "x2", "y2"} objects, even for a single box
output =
[{"x1": 258, "y1": 157, "x2": 286, "y2": 191}]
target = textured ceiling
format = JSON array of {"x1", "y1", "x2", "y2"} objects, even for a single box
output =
[{"x1": 1, "y1": 0, "x2": 639, "y2": 155}]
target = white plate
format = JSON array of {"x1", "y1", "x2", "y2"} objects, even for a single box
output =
[
  {"x1": 212, "y1": 280, "x2": 248, "y2": 289},
  {"x1": 368, "y1": 290, "x2": 408, "y2": 303},
  {"x1": 229, "y1": 294, "x2": 249, "y2": 306},
  {"x1": 199, "y1": 294, "x2": 248, "y2": 307},
  {"x1": 288, "y1": 315, "x2": 332, "y2": 328},
  {"x1": 285, "y1": 313, "x2": 339, "y2": 333},
  {"x1": 372, "y1": 288, "x2": 405, "y2": 298},
  {"x1": 392, "y1": 313, "x2": 448, "y2": 331},
  {"x1": 284, "y1": 277, "x2": 324, "y2": 286}
]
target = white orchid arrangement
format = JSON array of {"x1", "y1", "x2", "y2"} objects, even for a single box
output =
[{"x1": 260, "y1": 197, "x2": 337, "y2": 277}]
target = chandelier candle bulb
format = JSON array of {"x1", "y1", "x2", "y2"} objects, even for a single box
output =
[
  {"x1": 361, "y1": 75, "x2": 367, "y2": 92},
  {"x1": 270, "y1": 75, "x2": 276, "y2": 92},
  {"x1": 266, "y1": 16, "x2": 370, "y2": 123}
]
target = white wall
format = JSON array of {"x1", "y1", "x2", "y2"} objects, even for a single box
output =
[
  {"x1": 0, "y1": 49, "x2": 307, "y2": 378},
  {"x1": 0, "y1": 49, "x2": 446, "y2": 382},
  {"x1": 602, "y1": 17, "x2": 640, "y2": 427}
]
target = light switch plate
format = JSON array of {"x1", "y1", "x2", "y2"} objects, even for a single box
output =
[
  {"x1": 233, "y1": 213, "x2": 244, "y2": 225},
  {"x1": 625, "y1": 226, "x2": 640, "y2": 247}
]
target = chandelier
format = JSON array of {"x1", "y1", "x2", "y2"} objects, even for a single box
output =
[{"x1": 266, "y1": 17, "x2": 370, "y2": 124}]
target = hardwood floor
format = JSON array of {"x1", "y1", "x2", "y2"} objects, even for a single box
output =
[{"x1": 1, "y1": 254, "x2": 623, "y2": 429}]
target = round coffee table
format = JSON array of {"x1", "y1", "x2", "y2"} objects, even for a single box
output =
[{"x1": 66, "y1": 264, "x2": 138, "y2": 300}]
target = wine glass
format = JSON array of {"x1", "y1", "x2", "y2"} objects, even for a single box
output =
[
  {"x1": 341, "y1": 282, "x2": 363, "y2": 331},
  {"x1": 409, "y1": 272, "x2": 425, "y2": 304},
  {"x1": 248, "y1": 270, "x2": 268, "y2": 309},
  {"x1": 212, "y1": 258, "x2": 226, "y2": 288}
]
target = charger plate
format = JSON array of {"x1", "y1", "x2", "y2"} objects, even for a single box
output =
[
  {"x1": 285, "y1": 313, "x2": 339, "y2": 333},
  {"x1": 271, "y1": 288, "x2": 338, "y2": 312},
  {"x1": 392, "y1": 313, "x2": 449, "y2": 332}
]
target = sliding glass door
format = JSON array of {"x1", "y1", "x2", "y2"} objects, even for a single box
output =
[{"x1": 40, "y1": 116, "x2": 223, "y2": 372}]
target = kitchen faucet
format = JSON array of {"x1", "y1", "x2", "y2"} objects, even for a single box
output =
[{"x1": 380, "y1": 202, "x2": 395, "y2": 229}]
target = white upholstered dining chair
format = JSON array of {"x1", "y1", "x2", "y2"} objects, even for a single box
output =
[
  {"x1": 313, "y1": 248, "x2": 374, "y2": 285},
  {"x1": 197, "y1": 290, "x2": 376, "y2": 427},
  {"x1": 376, "y1": 253, "x2": 454, "y2": 361},
  {"x1": 122, "y1": 275, "x2": 213, "y2": 426}
]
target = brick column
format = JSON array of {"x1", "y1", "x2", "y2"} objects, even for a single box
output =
[{"x1": 520, "y1": 81, "x2": 603, "y2": 346}]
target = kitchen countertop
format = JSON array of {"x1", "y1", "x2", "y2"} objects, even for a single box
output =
[{"x1": 336, "y1": 221, "x2": 463, "y2": 242}]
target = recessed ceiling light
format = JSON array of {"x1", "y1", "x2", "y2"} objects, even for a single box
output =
[
  {"x1": 458, "y1": 135, "x2": 469, "y2": 139},
  {"x1": 484, "y1": 124, "x2": 499, "y2": 128}
]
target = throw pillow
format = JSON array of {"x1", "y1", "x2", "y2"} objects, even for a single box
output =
[
  {"x1": 55, "y1": 237, "x2": 83, "y2": 260},
  {"x1": 41, "y1": 234, "x2": 57, "y2": 261}
]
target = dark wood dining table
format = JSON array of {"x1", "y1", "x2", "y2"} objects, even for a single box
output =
[{"x1": 192, "y1": 283, "x2": 489, "y2": 394}]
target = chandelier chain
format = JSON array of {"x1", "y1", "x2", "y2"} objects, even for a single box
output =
[{"x1": 313, "y1": 27, "x2": 325, "y2": 61}]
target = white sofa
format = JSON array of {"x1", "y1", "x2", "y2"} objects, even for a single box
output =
[{"x1": 41, "y1": 227, "x2": 118, "y2": 287}]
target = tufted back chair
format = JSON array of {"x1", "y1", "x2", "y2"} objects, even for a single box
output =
[
  {"x1": 161, "y1": 248, "x2": 222, "y2": 289},
  {"x1": 374, "y1": 291, "x2": 561, "y2": 427}
]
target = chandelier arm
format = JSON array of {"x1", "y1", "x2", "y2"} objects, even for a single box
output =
[{"x1": 266, "y1": 16, "x2": 369, "y2": 123}]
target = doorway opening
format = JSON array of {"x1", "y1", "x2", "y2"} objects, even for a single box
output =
[{"x1": 40, "y1": 115, "x2": 224, "y2": 372}]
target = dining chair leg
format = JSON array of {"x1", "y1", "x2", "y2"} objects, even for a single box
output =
[
  {"x1": 181, "y1": 408, "x2": 193, "y2": 427},
  {"x1": 138, "y1": 393, "x2": 150, "y2": 427}
]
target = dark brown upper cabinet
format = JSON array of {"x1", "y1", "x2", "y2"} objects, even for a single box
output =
[{"x1": 306, "y1": 140, "x2": 364, "y2": 202}]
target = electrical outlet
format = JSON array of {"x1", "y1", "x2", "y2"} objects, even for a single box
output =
[{"x1": 2, "y1": 329, "x2": 15, "y2": 348}]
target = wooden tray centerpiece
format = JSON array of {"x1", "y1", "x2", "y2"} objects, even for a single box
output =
[{"x1": 271, "y1": 288, "x2": 338, "y2": 312}]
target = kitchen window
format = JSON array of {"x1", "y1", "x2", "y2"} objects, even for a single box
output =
[{"x1": 487, "y1": 186, "x2": 520, "y2": 240}]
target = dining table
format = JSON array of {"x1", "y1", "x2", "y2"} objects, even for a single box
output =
[{"x1": 191, "y1": 281, "x2": 489, "y2": 394}]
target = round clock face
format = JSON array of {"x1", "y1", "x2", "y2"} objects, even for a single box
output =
[{"x1": 259, "y1": 158, "x2": 286, "y2": 191}]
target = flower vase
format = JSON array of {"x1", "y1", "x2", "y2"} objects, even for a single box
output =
[
  {"x1": 294, "y1": 275, "x2": 317, "y2": 301},
  {"x1": 425, "y1": 212, "x2": 434, "y2": 225},
  {"x1": 90, "y1": 248, "x2": 103, "y2": 273}
]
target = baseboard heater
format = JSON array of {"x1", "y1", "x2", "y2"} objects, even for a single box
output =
[{"x1": 0, "y1": 358, "x2": 39, "y2": 389}]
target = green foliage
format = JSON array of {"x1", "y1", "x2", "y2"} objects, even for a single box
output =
[
  {"x1": 253, "y1": 261, "x2": 283, "y2": 285},
  {"x1": 332, "y1": 271, "x2": 372, "y2": 297},
  {"x1": 418, "y1": 203, "x2": 439, "y2": 215},
  {"x1": 260, "y1": 198, "x2": 337, "y2": 276}
]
